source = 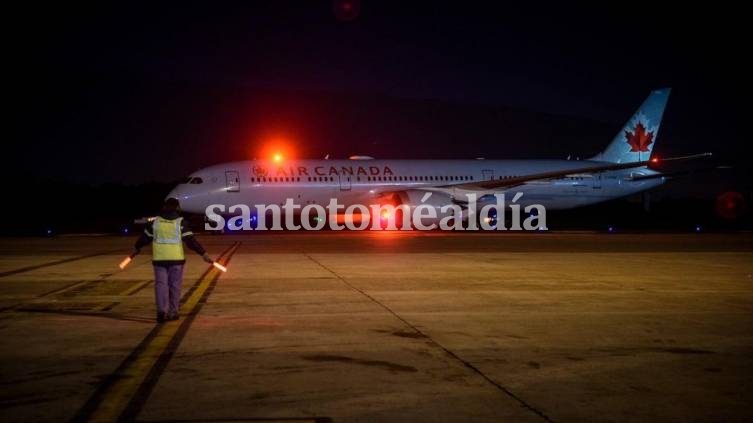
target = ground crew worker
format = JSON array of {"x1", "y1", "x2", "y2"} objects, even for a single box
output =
[{"x1": 131, "y1": 197, "x2": 213, "y2": 322}]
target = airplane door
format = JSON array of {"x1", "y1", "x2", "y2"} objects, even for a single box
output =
[
  {"x1": 482, "y1": 169, "x2": 494, "y2": 181},
  {"x1": 592, "y1": 173, "x2": 602, "y2": 189},
  {"x1": 339, "y1": 174, "x2": 352, "y2": 191},
  {"x1": 225, "y1": 171, "x2": 240, "y2": 192}
]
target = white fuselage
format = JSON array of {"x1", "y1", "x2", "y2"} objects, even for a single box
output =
[{"x1": 168, "y1": 159, "x2": 665, "y2": 215}]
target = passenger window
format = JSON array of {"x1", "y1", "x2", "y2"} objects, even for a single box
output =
[{"x1": 190, "y1": 177, "x2": 203, "y2": 184}]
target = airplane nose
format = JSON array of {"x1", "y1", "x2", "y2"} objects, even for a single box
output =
[
  {"x1": 166, "y1": 185, "x2": 207, "y2": 214},
  {"x1": 167, "y1": 186, "x2": 186, "y2": 201}
]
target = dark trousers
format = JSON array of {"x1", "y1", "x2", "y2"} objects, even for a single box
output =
[{"x1": 153, "y1": 264, "x2": 184, "y2": 316}]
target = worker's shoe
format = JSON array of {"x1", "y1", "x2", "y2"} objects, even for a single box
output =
[
  {"x1": 157, "y1": 312, "x2": 167, "y2": 323},
  {"x1": 167, "y1": 313, "x2": 180, "y2": 321}
]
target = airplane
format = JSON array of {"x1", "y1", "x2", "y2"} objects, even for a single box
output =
[{"x1": 167, "y1": 88, "x2": 710, "y2": 227}]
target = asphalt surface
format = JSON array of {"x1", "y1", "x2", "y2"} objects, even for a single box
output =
[{"x1": 0, "y1": 232, "x2": 751, "y2": 422}]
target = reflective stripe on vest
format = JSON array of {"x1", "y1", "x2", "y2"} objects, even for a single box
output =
[{"x1": 152, "y1": 217, "x2": 185, "y2": 261}]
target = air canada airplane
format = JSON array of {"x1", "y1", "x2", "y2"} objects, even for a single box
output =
[{"x1": 168, "y1": 88, "x2": 709, "y2": 223}]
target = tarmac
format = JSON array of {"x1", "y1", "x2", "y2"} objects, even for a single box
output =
[{"x1": 0, "y1": 232, "x2": 751, "y2": 422}]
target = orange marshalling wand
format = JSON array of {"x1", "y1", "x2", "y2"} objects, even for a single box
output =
[
  {"x1": 118, "y1": 256, "x2": 132, "y2": 270},
  {"x1": 212, "y1": 262, "x2": 228, "y2": 272}
]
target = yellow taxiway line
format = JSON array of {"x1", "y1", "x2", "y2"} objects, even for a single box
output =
[{"x1": 83, "y1": 242, "x2": 240, "y2": 423}]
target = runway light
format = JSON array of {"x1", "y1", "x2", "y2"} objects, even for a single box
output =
[
  {"x1": 119, "y1": 256, "x2": 132, "y2": 270},
  {"x1": 212, "y1": 262, "x2": 228, "y2": 272},
  {"x1": 695, "y1": 225, "x2": 702, "y2": 233},
  {"x1": 608, "y1": 226, "x2": 614, "y2": 233},
  {"x1": 46, "y1": 228, "x2": 53, "y2": 236}
]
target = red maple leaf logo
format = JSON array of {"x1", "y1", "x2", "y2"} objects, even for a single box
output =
[{"x1": 624, "y1": 122, "x2": 654, "y2": 152}]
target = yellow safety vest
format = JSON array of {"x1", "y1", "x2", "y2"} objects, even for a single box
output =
[{"x1": 152, "y1": 217, "x2": 185, "y2": 261}]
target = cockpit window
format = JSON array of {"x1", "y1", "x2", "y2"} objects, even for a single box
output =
[{"x1": 180, "y1": 176, "x2": 204, "y2": 184}]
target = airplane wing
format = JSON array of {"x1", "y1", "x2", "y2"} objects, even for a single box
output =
[{"x1": 446, "y1": 153, "x2": 712, "y2": 191}]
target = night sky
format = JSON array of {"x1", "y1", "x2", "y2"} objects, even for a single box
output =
[{"x1": 11, "y1": 2, "x2": 749, "y2": 187}]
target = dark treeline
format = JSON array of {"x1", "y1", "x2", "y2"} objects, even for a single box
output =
[
  {"x1": 2, "y1": 181, "x2": 174, "y2": 236},
  {"x1": 7, "y1": 83, "x2": 751, "y2": 236}
]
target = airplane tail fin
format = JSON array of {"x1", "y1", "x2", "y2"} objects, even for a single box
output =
[{"x1": 592, "y1": 88, "x2": 671, "y2": 163}]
